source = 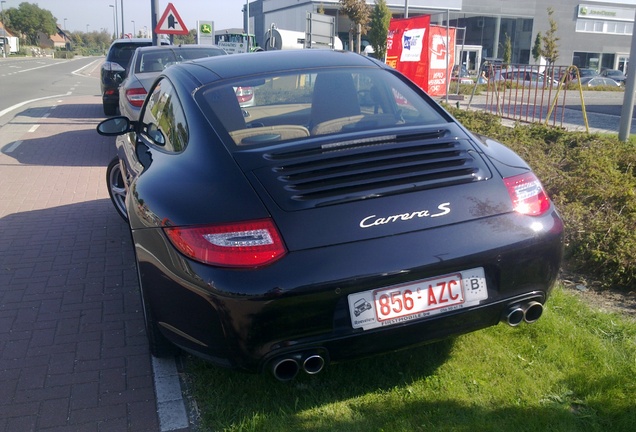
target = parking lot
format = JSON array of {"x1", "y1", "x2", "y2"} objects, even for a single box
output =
[{"x1": 0, "y1": 93, "x2": 188, "y2": 431}]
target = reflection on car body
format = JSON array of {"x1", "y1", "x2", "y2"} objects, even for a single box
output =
[{"x1": 97, "y1": 50, "x2": 563, "y2": 381}]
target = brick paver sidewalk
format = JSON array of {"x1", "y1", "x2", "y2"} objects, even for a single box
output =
[{"x1": 0, "y1": 95, "x2": 166, "y2": 431}]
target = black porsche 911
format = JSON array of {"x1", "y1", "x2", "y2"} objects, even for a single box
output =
[{"x1": 97, "y1": 49, "x2": 563, "y2": 381}]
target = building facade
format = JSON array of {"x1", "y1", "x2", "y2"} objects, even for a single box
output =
[{"x1": 245, "y1": 0, "x2": 636, "y2": 73}]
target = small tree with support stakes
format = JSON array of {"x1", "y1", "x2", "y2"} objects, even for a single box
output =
[{"x1": 541, "y1": 8, "x2": 559, "y2": 67}]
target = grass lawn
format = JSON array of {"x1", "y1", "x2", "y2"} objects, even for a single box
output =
[{"x1": 185, "y1": 285, "x2": 636, "y2": 431}]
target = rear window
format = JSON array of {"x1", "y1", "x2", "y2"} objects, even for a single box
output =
[
  {"x1": 107, "y1": 42, "x2": 152, "y2": 68},
  {"x1": 135, "y1": 48, "x2": 226, "y2": 73},
  {"x1": 196, "y1": 67, "x2": 448, "y2": 148}
]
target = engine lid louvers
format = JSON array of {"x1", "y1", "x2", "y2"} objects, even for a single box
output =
[{"x1": 252, "y1": 129, "x2": 492, "y2": 211}]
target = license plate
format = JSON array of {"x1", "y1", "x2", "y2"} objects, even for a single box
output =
[{"x1": 348, "y1": 267, "x2": 488, "y2": 330}]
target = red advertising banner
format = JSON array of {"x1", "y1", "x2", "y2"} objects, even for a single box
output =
[
  {"x1": 386, "y1": 17, "x2": 456, "y2": 96},
  {"x1": 427, "y1": 25, "x2": 456, "y2": 96},
  {"x1": 386, "y1": 16, "x2": 430, "y2": 92}
]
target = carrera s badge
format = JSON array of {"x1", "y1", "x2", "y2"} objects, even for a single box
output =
[{"x1": 359, "y1": 202, "x2": 451, "y2": 229}]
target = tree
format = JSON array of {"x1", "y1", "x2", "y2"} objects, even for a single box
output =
[
  {"x1": 502, "y1": 34, "x2": 511, "y2": 66},
  {"x1": 4, "y1": 2, "x2": 57, "y2": 46},
  {"x1": 541, "y1": 7, "x2": 559, "y2": 66},
  {"x1": 174, "y1": 29, "x2": 196, "y2": 45},
  {"x1": 367, "y1": 0, "x2": 391, "y2": 60},
  {"x1": 339, "y1": 0, "x2": 370, "y2": 53},
  {"x1": 531, "y1": 32, "x2": 542, "y2": 63}
]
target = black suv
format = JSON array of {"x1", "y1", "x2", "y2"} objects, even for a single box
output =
[{"x1": 101, "y1": 38, "x2": 165, "y2": 116}]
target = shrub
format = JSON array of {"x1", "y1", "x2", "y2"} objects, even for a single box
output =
[{"x1": 449, "y1": 107, "x2": 636, "y2": 291}]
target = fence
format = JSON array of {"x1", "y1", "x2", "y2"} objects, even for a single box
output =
[{"x1": 467, "y1": 63, "x2": 589, "y2": 132}]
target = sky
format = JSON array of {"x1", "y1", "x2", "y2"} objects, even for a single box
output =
[{"x1": 2, "y1": 0, "x2": 246, "y2": 35}]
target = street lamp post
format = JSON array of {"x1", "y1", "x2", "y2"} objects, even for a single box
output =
[
  {"x1": 114, "y1": 1, "x2": 118, "y2": 38},
  {"x1": 109, "y1": 5, "x2": 116, "y2": 39},
  {"x1": 86, "y1": 24, "x2": 89, "y2": 33},
  {"x1": 131, "y1": 20, "x2": 135, "y2": 37}
]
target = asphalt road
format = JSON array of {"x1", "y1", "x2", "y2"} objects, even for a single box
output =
[{"x1": 0, "y1": 56, "x2": 104, "y2": 127}]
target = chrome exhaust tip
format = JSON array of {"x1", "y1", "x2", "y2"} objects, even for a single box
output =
[
  {"x1": 523, "y1": 301, "x2": 544, "y2": 324},
  {"x1": 504, "y1": 306, "x2": 525, "y2": 327},
  {"x1": 302, "y1": 355, "x2": 325, "y2": 375},
  {"x1": 271, "y1": 358, "x2": 300, "y2": 382}
]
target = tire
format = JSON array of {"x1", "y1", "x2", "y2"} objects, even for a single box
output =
[
  {"x1": 103, "y1": 102, "x2": 117, "y2": 116},
  {"x1": 106, "y1": 157, "x2": 128, "y2": 222}
]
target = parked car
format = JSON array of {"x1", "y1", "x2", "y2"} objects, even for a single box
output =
[
  {"x1": 493, "y1": 68, "x2": 560, "y2": 88},
  {"x1": 97, "y1": 50, "x2": 564, "y2": 380},
  {"x1": 578, "y1": 68, "x2": 599, "y2": 78},
  {"x1": 100, "y1": 38, "x2": 169, "y2": 116},
  {"x1": 119, "y1": 45, "x2": 227, "y2": 120},
  {"x1": 600, "y1": 68, "x2": 627, "y2": 85},
  {"x1": 571, "y1": 76, "x2": 622, "y2": 88}
]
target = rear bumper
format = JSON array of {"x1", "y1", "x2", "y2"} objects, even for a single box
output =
[
  {"x1": 133, "y1": 208, "x2": 563, "y2": 372},
  {"x1": 101, "y1": 87, "x2": 119, "y2": 105},
  {"x1": 101, "y1": 73, "x2": 122, "y2": 105}
]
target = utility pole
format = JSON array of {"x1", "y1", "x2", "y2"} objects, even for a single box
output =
[
  {"x1": 618, "y1": 9, "x2": 636, "y2": 141},
  {"x1": 152, "y1": 0, "x2": 159, "y2": 45}
]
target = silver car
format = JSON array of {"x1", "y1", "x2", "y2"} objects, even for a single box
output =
[
  {"x1": 493, "y1": 68, "x2": 560, "y2": 88},
  {"x1": 118, "y1": 45, "x2": 226, "y2": 120}
]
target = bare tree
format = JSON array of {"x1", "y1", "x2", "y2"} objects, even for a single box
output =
[{"x1": 339, "y1": 0, "x2": 370, "y2": 53}]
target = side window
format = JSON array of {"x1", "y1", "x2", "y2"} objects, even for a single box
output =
[{"x1": 140, "y1": 78, "x2": 188, "y2": 152}]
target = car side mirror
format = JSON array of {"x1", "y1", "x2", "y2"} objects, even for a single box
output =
[{"x1": 96, "y1": 116, "x2": 132, "y2": 136}]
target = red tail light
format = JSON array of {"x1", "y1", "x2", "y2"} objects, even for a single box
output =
[
  {"x1": 164, "y1": 219, "x2": 287, "y2": 268},
  {"x1": 235, "y1": 86, "x2": 254, "y2": 104},
  {"x1": 504, "y1": 172, "x2": 551, "y2": 216},
  {"x1": 126, "y1": 87, "x2": 147, "y2": 107}
]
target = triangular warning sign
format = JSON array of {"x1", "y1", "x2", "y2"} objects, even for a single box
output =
[{"x1": 155, "y1": 2, "x2": 189, "y2": 35}]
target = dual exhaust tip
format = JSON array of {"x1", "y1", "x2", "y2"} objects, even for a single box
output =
[
  {"x1": 270, "y1": 303, "x2": 544, "y2": 380},
  {"x1": 503, "y1": 301, "x2": 544, "y2": 327},
  {"x1": 269, "y1": 352, "x2": 327, "y2": 381}
]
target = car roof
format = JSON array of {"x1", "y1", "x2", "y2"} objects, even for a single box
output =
[{"x1": 172, "y1": 50, "x2": 387, "y2": 81}]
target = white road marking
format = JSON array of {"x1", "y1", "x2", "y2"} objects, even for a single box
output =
[{"x1": 0, "y1": 92, "x2": 72, "y2": 119}]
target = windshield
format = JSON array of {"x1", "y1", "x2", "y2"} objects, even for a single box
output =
[{"x1": 196, "y1": 67, "x2": 449, "y2": 147}]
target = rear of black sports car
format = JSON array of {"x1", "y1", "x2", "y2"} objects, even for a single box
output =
[{"x1": 123, "y1": 50, "x2": 563, "y2": 380}]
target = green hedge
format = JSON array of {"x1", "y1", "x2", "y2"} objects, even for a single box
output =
[{"x1": 449, "y1": 108, "x2": 636, "y2": 291}]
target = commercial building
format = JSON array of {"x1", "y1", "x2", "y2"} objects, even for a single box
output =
[{"x1": 245, "y1": 0, "x2": 636, "y2": 73}]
